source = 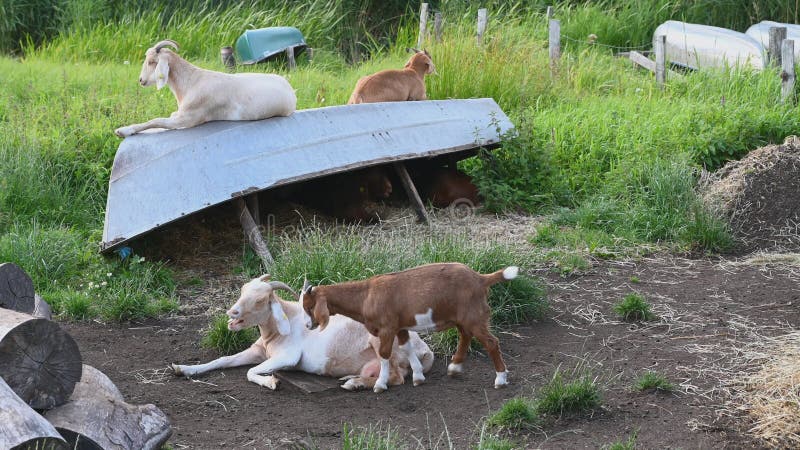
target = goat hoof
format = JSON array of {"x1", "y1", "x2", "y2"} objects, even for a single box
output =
[
  {"x1": 412, "y1": 375, "x2": 426, "y2": 386},
  {"x1": 447, "y1": 363, "x2": 463, "y2": 376},
  {"x1": 494, "y1": 371, "x2": 509, "y2": 389},
  {"x1": 263, "y1": 376, "x2": 280, "y2": 390},
  {"x1": 373, "y1": 383, "x2": 387, "y2": 393},
  {"x1": 170, "y1": 363, "x2": 183, "y2": 376},
  {"x1": 341, "y1": 378, "x2": 365, "y2": 391}
]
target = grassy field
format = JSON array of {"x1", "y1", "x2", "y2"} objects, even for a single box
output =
[{"x1": 2, "y1": 2, "x2": 798, "y2": 448}]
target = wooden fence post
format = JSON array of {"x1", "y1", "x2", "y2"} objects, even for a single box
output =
[
  {"x1": 769, "y1": 26, "x2": 787, "y2": 67},
  {"x1": 418, "y1": 3, "x2": 429, "y2": 49},
  {"x1": 285, "y1": 47, "x2": 296, "y2": 70},
  {"x1": 434, "y1": 11, "x2": 443, "y2": 42},
  {"x1": 549, "y1": 19, "x2": 560, "y2": 73},
  {"x1": 655, "y1": 34, "x2": 666, "y2": 89},
  {"x1": 781, "y1": 39, "x2": 796, "y2": 103},
  {"x1": 477, "y1": 8, "x2": 487, "y2": 45}
]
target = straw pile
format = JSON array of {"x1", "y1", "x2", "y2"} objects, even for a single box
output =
[{"x1": 701, "y1": 136, "x2": 800, "y2": 252}]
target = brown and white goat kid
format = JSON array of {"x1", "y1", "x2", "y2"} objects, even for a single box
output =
[
  {"x1": 115, "y1": 40, "x2": 296, "y2": 138},
  {"x1": 300, "y1": 263, "x2": 519, "y2": 393},
  {"x1": 172, "y1": 275, "x2": 433, "y2": 391},
  {"x1": 347, "y1": 48, "x2": 435, "y2": 104}
]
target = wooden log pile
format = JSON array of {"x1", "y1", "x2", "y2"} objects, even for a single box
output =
[{"x1": 0, "y1": 263, "x2": 172, "y2": 450}]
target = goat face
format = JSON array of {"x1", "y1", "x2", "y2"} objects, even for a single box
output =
[
  {"x1": 138, "y1": 40, "x2": 179, "y2": 90},
  {"x1": 227, "y1": 275, "x2": 292, "y2": 335},
  {"x1": 300, "y1": 281, "x2": 329, "y2": 331}
]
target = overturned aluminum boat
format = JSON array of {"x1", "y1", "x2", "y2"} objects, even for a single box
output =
[
  {"x1": 654, "y1": 20, "x2": 765, "y2": 70},
  {"x1": 101, "y1": 99, "x2": 514, "y2": 252},
  {"x1": 746, "y1": 20, "x2": 800, "y2": 59}
]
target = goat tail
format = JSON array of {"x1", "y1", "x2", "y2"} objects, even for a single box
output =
[{"x1": 482, "y1": 266, "x2": 519, "y2": 287}]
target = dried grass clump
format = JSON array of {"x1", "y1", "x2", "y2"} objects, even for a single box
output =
[
  {"x1": 701, "y1": 136, "x2": 800, "y2": 251},
  {"x1": 731, "y1": 331, "x2": 800, "y2": 447}
]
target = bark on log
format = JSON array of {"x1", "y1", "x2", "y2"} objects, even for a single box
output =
[
  {"x1": 0, "y1": 308, "x2": 82, "y2": 409},
  {"x1": 44, "y1": 365, "x2": 172, "y2": 450},
  {"x1": 0, "y1": 376, "x2": 68, "y2": 450},
  {"x1": 0, "y1": 262, "x2": 36, "y2": 314},
  {"x1": 33, "y1": 293, "x2": 53, "y2": 320}
]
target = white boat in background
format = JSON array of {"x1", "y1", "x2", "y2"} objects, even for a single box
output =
[
  {"x1": 745, "y1": 20, "x2": 800, "y2": 59},
  {"x1": 653, "y1": 20, "x2": 766, "y2": 70}
]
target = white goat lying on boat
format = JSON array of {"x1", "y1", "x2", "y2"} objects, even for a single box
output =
[
  {"x1": 115, "y1": 39, "x2": 296, "y2": 138},
  {"x1": 172, "y1": 275, "x2": 434, "y2": 391}
]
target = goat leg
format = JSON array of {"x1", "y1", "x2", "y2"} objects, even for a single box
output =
[
  {"x1": 245, "y1": 350, "x2": 302, "y2": 390},
  {"x1": 172, "y1": 344, "x2": 264, "y2": 377},
  {"x1": 114, "y1": 112, "x2": 203, "y2": 137}
]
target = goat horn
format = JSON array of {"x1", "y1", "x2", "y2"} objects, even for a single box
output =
[
  {"x1": 268, "y1": 281, "x2": 298, "y2": 299},
  {"x1": 153, "y1": 40, "x2": 179, "y2": 53}
]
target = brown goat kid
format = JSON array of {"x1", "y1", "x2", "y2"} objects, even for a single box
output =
[
  {"x1": 347, "y1": 49, "x2": 435, "y2": 104},
  {"x1": 300, "y1": 262, "x2": 519, "y2": 393}
]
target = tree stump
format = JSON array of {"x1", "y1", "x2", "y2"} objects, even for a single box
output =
[
  {"x1": 0, "y1": 262, "x2": 36, "y2": 314},
  {"x1": 0, "y1": 308, "x2": 82, "y2": 409},
  {"x1": 44, "y1": 365, "x2": 172, "y2": 450},
  {"x1": 0, "y1": 376, "x2": 68, "y2": 449}
]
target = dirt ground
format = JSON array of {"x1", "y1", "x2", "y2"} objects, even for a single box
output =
[{"x1": 63, "y1": 252, "x2": 800, "y2": 449}]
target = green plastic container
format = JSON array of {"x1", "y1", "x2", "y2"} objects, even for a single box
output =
[{"x1": 235, "y1": 27, "x2": 307, "y2": 65}]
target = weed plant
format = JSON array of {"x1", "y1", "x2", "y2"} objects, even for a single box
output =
[
  {"x1": 487, "y1": 397, "x2": 539, "y2": 430},
  {"x1": 634, "y1": 371, "x2": 674, "y2": 392},
  {"x1": 201, "y1": 314, "x2": 259, "y2": 355},
  {"x1": 604, "y1": 429, "x2": 638, "y2": 450},
  {"x1": 534, "y1": 370, "x2": 601, "y2": 416},
  {"x1": 613, "y1": 293, "x2": 656, "y2": 322},
  {"x1": 341, "y1": 423, "x2": 407, "y2": 450}
]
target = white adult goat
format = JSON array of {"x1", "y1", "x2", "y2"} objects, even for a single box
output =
[
  {"x1": 172, "y1": 275, "x2": 434, "y2": 391},
  {"x1": 114, "y1": 40, "x2": 296, "y2": 138}
]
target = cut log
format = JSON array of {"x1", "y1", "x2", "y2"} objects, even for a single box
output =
[
  {"x1": 33, "y1": 293, "x2": 53, "y2": 320},
  {"x1": 0, "y1": 376, "x2": 68, "y2": 450},
  {"x1": 0, "y1": 308, "x2": 82, "y2": 409},
  {"x1": 44, "y1": 364, "x2": 172, "y2": 450},
  {"x1": 0, "y1": 262, "x2": 36, "y2": 314}
]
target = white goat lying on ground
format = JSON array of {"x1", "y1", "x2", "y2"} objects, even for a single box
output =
[
  {"x1": 301, "y1": 262, "x2": 518, "y2": 393},
  {"x1": 115, "y1": 40, "x2": 296, "y2": 138},
  {"x1": 172, "y1": 275, "x2": 433, "y2": 391}
]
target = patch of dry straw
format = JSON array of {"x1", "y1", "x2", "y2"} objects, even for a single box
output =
[{"x1": 729, "y1": 331, "x2": 800, "y2": 447}]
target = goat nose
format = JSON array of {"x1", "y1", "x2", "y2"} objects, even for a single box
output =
[
  {"x1": 138, "y1": 78, "x2": 145, "y2": 85},
  {"x1": 227, "y1": 308, "x2": 239, "y2": 318}
]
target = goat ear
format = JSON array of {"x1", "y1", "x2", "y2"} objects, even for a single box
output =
[
  {"x1": 314, "y1": 298, "x2": 329, "y2": 331},
  {"x1": 270, "y1": 294, "x2": 292, "y2": 336},
  {"x1": 155, "y1": 53, "x2": 170, "y2": 90},
  {"x1": 260, "y1": 274, "x2": 271, "y2": 282},
  {"x1": 302, "y1": 278, "x2": 312, "y2": 294}
]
